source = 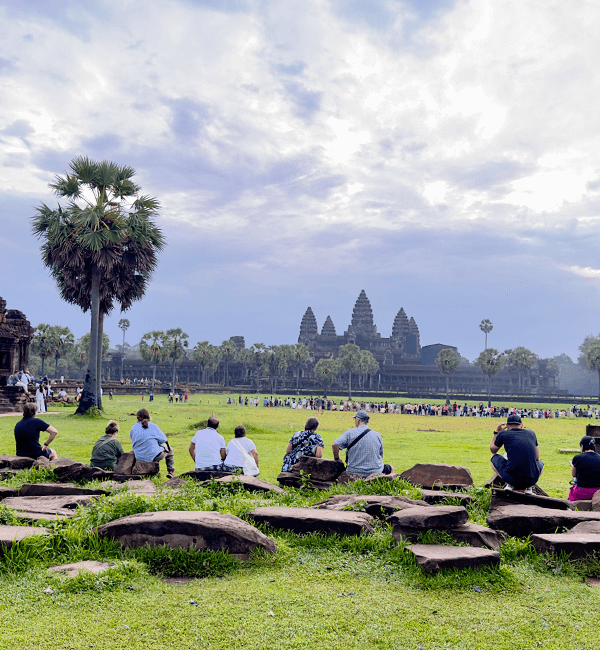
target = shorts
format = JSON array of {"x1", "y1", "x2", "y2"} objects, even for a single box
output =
[
  {"x1": 491, "y1": 454, "x2": 543, "y2": 490},
  {"x1": 39, "y1": 447, "x2": 54, "y2": 459},
  {"x1": 196, "y1": 465, "x2": 223, "y2": 471},
  {"x1": 220, "y1": 464, "x2": 242, "y2": 472}
]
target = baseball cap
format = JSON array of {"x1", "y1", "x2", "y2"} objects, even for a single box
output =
[
  {"x1": 507, "y1": 414, "x2": 522, "y2": 425},
  {"x1": 353, "y1": 410, "x2": 370, "y2": 421}
]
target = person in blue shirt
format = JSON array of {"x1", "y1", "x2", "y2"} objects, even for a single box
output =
[{"x1": 129, "y1": 409, "x2": 175, "y2": 478}]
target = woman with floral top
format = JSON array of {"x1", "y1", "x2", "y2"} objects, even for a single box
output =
[{"x1": 281, "y1": 417, "x2": 324, "y2": 472}]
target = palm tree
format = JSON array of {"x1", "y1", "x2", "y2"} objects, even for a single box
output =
[
  {"x1": 504, "y1": 347, "x2": 538, "y2": 394},
  {"x1": 338, "y1": 343, "x2": 361, "y2": 399},
  {"x1": 118, "y1": 318, "x2": 130, "y2": 380},
  {"x1": 192, "y1": 341, "x2": 211, "y2": 384},
  {"x1": 435, "y1": 348, "x2": 460, "y2": 405},
  {"x1": 164, "y1": 329, "x2": 189, "y2": 391},
  {"x1": 585, "y1": 345, "x2": 600, "y2": 404},
  {"x1": 291, "y1": 343, "x2": 310, "y2": 389},
  {"x1": 476, "y1": 348, "x2": 505, "y2": 407},
  {"x1": 53, "y1": 327, "x2": 75, "y2": 377},
  {"x1": 313, "y1": 358, "x2": 339, "y2": 393},
  {"x1": 358, "y1": 350, "x2": 379, "y2": 390},
  {"x1": 31, "y1": 325, "x2": 59, "y2": 376},
  {"x1": 140, "y1": 331, "x2": 167, "y2": 389},
  {"x1": 220, "y1": 339, "x2": 237, "y2": 387},
  {"x1": 31, "y1": 156, "x2": 165, "y2": 413},
  {"x1": 479, "y1": 319, "x2": 493, "y2": 350}
]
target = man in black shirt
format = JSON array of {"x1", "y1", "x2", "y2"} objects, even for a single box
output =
[
  {"x1": 490, "y1": 414, "x2": 543, "y2": 493},
  {"x1": 14, "y1": 403, "x2": 58, "y2": 460}
]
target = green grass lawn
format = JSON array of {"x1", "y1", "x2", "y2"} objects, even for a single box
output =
[{"x1": 0, "y1": 395, "x2": 598, "y2": 649}]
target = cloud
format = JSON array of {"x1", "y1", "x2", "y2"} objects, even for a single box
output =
[{"x1": 564, "y1": 266, "x2": 600, "y2": 278}]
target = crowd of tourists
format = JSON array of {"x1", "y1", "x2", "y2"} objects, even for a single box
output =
[{"x1": 12, "y1": 402, "x2": 600, "y2": 503}]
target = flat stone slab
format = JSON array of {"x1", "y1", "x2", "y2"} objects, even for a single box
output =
[
  {"x1": 392, "y1": 523, "x2": 506, "y2": 549},
  {"x1": 420, "y1": 490, "x2": 472, "y2": 505},
  {"x1": 491, "y1": 489, "x2": 570, "y2": 511},
  {"x1": 336, "y1": 471, "x2": 364, "y2": 484},
  {"x1": 0, "y1": 525, "x2": 49, "y2": 550},
  {"x1": 248, "y1": 506, "x2": 374, "y2": 536},
  {"x1": 208, "y1": 475, "x2": 284, "y2": 493},
  {"x1": 2, "y1": 495, "x2": 100, "y2": 516},
  {"x1": 312, "y1": 495, "x2": 429, "y2": 518},
  {"x1": 160, "y1": 477, "x2": 188, "y2": 489},
  {"x1": 531, "y1": 532, "x2": 600, "y2": 559},
  {"x1": 567, "y1": 500, "x2": 593, "y2": 512},
  {"x1": 48, "y1": 560, "x2": 114, "y2": 575},
  {"x1": 487, "y1": 505, "x2": 600, "y2": 537},
  {"x1": 567, "y1": 521, "x2": 600, "y2": 534},
  {"x1": 181, "y1": 470, "x2": 233, "y2": 482},
  {"x1": 19, "y1": 483, "x2": 110, "y2": 497},
  {"x1": 51, "y1": 460, "x2": 111, "y2": 483},
  {"x1": 0, "y1": 455, "x2": 35, "y2": 470},
  {"x1": 114, "y1": 451, "x2": 159, "y2": 477},
  {"x1": 289, "y1": 457, "x2": 345, "y2": 482},
  {"x1": 276, "y1": 472, "x2": 333, "y2": 490},
  {"x1": 408, "y1": 544, "x2": 500, "y2": 574},
  {"x1": 118, "y1": 480, "x2": 157, "y2": 496},
  {"x1": 387, "y1": 505, "x2": 469, "y2": 530},
  {"x1": 399, "y1": 464, "x2": 473, "y2": 490},
  {"x1": 0, "y1": 486, "x2": 18, "y2": 500},
  {"x1": 592, "y1": 491, "x2": 600, "y2": 512},
  {"x1": 96, "y1": 510, "x2": 276, "y2": 559}
]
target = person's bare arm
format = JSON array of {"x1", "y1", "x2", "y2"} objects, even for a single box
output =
[
  {"x1": 536, "y1": 445, "x2": 540, "y2": 461},
  {"x1": 571, "y1": 464, "x2": 577, "y2": 478},
  {"x1": 315, "y1": 446, "x2": 323, "y2": 458},
  {"x1": 332, "y1": 443, "x2": 341, "y2": 461},
  {"x1": 251, "y1": 449, "x2": 259, "y2": 466},
  {"x1": 220, "y1": 447, "x2": 226, "y2": 460},
  {"x1": 188, "y1": 442, "x2": 196, "y2": 461},
  {"x1": 43, "y1": 426, "x2": 58, "y2": 448},
  {"x1": 490, "y1": 423, "x2": 505, "y2": 454},
  {"x1": 285, "y1": 443, "x2": 293, "y2": 454}
]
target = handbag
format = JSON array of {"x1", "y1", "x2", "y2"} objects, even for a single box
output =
[
  {"x1": 345, "y1": 428, "x2": 370, "y2": 463},
  {"x1": 231, "y1": 439, "x2": 260, "y2": 476}
]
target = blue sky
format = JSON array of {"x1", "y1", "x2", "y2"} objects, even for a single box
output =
[{"x1": 1, "y1": 0, "x2": 600, "y2": 362}]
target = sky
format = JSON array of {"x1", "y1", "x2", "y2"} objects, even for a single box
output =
[{"x1": 1, "y1": 0, "x2": 600, "y2": 362}]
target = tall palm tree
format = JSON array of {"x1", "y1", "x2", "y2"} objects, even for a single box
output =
[
  {"x1": 164, "y1": 329, "x2": 189, "y2": 391},
  {"x1": 118, "y1": 318, "x2": 130, "y2": 380},
  {"x1": 476, "y1": 348, "x2": 505, "y2": 407},
  {"x1": 435, "y1": 348, "x2": 460, "y2": 405},
  {"x1": 140, "y1": 331, "x2": 167, "y2": 389},
  {"x1": 31, "y1": 156, "x2": 165, "y2": 413},
  {"x1": 479, "y1": 319, "x2": 493, "y2": 350},
  {"x1": 338, "y1": 343, "x2": 361, "y2": 399}
]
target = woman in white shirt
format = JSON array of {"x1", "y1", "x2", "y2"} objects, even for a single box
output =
[
  {"x1": 35, "y1": 383, "x2": 46, "y2": 413},
  {"x1": 222, "y1": 425, "x2": 259, "y2": 473}
]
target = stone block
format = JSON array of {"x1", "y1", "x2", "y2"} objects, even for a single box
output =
[
  {"x1": 408, "y1": 544, "x2": 500, "y2": 573},
  {"x1": 276, "y1": 472, "x2": 333, "y2": 490},
  {"x1": 210, "y1": 475, "x2": 284, "y2": 493},
  {"x1": 181, "y1": 470, "x2": 233, "y2": 482},
  {"x1": 96, "y1": 510, "x2": 276, "y2": 559},
  {"x1": 52, "y1": 462, "x2": 111, "y2": 483},
  {"x1": 365, "y1": 472, "x2": 399, "y2": 483},
  {"x1": 0, "y1": 487, "x2": 18, "y2": 500},
  {"x1": 3, "y1": 495, "x2": 100, "y2": 515},
  {"x1": 0, "y1": 455, "x2": 34, "y2": 470},
  {"x1": 487, "y1": 505, "x2": 600, "y2": 537},
  {"x1": 490, "y1": 489, "x2": 569, "y2": 511},
  {"x1": 160, "y1": 477, "x2": 187, "y2": 489},
  {"x1": 19, "y1": 483, "x2": 110, "y2": 497},
  {"x1": 290, "y1": 457, "x2": 345, "y2": 482},
  {"x1": 420, "y1": 490, "x2": 472, "y2": 505},
  {"x1": 0, "y1": 524, "x2": 49, "y2": 551},
  {"x1": 566, "y1": 500, "x2": 593, "y2": 511},
  {"x1": 48, "y1": 560, "x2": 114, "y2": 575},
  {"x1": 392, "y1": 522, "x2": 506, "y2": 549},
  {"x1": 399, "y1": 463, "x2": 473, "y2": 490},
  {"x1": 248, "y1": 506, "x2": 374, "y2": 536},
  {"x1": 114, "y1": 452, "x2": 135, "y2": 475},
  {"x1": 335, "y1": 471, "x2": 363, "y2": 484},
  {"x1": 592, "y1": 491, "x2": 600, "y2": 512},
  {"x1": 387, "y1": 505, "x2": 469, "y2": 530},
  {"x1": 312, "y1": 495, "x2": 429, "y2": 518},
  {"x1": 531, "y1": 532, "x2": 600, "y2": 559},
  {"x1": 132, "y1": 460, "x2": 160, "y2": 476}
]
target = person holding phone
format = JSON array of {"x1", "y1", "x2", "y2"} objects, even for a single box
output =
[{"x1": 569, "y1": 436, "x2": 600, "y2": 501}]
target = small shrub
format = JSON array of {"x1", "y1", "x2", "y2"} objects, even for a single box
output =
[{"x1": 129, "y1": 544, "x2": 241, "y2": 578}]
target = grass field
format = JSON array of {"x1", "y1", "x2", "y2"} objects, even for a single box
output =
[{"x1": 0, "y1": 394, "x2": 598, "y2": 649}]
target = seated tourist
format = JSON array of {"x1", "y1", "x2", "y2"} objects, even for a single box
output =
[
  {"x1": 129, "y1": 409, "x2": 175, "y2": 478},
  {"x1": 490, "y1": 414, "x2": 543, "y2": 493},
  {"x1": 14, "y1": 403, "x2": 58, "y2": 461},
  {"x1": 58, "y1": 390, "x2": 67, "y2": 398},
  {"x1": 16, "y1": 370, "x2": 29, "y2": 394},
  {"x1": 90, "y1": 420, "x2": 124, "y2": 471},
  {"x1": 282, "y1": 417, "x2": 324, "y2": 472},
  {"x1": 568, "y1": 436, "x2": 600, "y2": 501},
  {"x1": 189, "y1": 416, "x2": 226, "y2": 471},
  {"x1": 222, "y1": 425, "x2": 259, "y2": 474}
]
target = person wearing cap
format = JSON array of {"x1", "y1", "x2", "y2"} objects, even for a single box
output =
[
  {"x1": 332, "y1": 410, "x2": 393, "y2": 477},
  {"x1": 568, "y1": 436, "x2": 600, "y2": 501},
  {"x1": 490, "y1": 414, "x2": 543, "y2": 493}
]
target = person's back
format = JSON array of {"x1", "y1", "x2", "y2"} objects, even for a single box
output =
[
  {"x1": 90, "y1": 421, "x2": 124, "y2": 470},
  {"x1": 130, "y1": 420, "x2": 166, "y2": 462},
  {"x1": 191, "y1": 425, "x2": 225, "y2": 469}
]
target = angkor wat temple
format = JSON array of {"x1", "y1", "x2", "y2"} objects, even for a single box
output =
[{"x1": 0, "y1": 296, "x2": 33, "y2": 386}]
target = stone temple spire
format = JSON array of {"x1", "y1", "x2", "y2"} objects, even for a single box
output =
[
  {"x1": 321, "y1": 315, "x2": 336, "y2": 337},
  {"x1": 391, "y1": 308, "x2": 410, "y2": 339},
  {"x1": 349, "y1": 290, "x2": 375, "y2": 335},
  {"x1": 408, "y1": 316, "x2": 419, "y2": 334},
  {"x1": 298, "y1": 307, "x2": 318, "y2": 343}
]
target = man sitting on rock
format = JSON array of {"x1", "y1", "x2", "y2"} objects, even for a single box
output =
[
  {"x1": 490, "y1": 414, "x2": 544, "y2": 494},
  {"x1": 189, "y1": 416, "x2": 227, "y2": 471},
  {"x1": 14, "y1": 402, "x2": 58, "y2": 461},
  {"x1": 332, "y1": 410, "x2": 393, "y2": 477}
]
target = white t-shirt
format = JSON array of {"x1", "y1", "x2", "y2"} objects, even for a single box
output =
[
  {"x1": 192, "y1": 428, "x2": 226, "y2": 468},
  {"x1": 224, "y1": 436, "x2": 256, "y2": 468}
]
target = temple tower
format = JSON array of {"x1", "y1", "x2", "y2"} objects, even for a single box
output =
[
  {"x1": 348, "y1": 290, "x2": 376, "y2": 336},
  {"x1": 405, "y1": 316, "x2": 421, "y2": 354},
  {"x1": 391, "y1": 308, "x2": 410, "y2": 340},
  {"x1": 321, "y1": 316, "x2": 336, "y2": 337},
  {"x1": 298, "y1": 307, "x2": 318, "y2": 344}
]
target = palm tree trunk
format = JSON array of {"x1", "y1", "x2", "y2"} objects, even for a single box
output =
[
  {"x1": 97, "y1": 311, "x2": 104, "y2": 410},
  {"x1": 77, "y1": 265, "x2": 100, "y2": 414},
  {"x1": 41, "y1": 356, "x2": 45, "y2": 376},
  {"x1": 172, "y1": 360, "x2": 176, "y2": 393},
  {"x1": 54, "y1": 353, "x2": 59, "y2": 378},
  {"x1": 597, "y1": 368, "x2": 600, "y2": 405},
  {"x1": 446, "y1": 375, "x2": 450, "y2": 405},
  {"x1": 296, "y1": 365, "x2": 300, "y2": 389},
  {"x1": 152, "y1": 361, "x2": 157, "y2": 389},
  {"x1": 348, "y1": 370, "x2": 352, "y2": 399},
  {"x1": 487, "y1": 374, "x2": 491, "y2": 408}
]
